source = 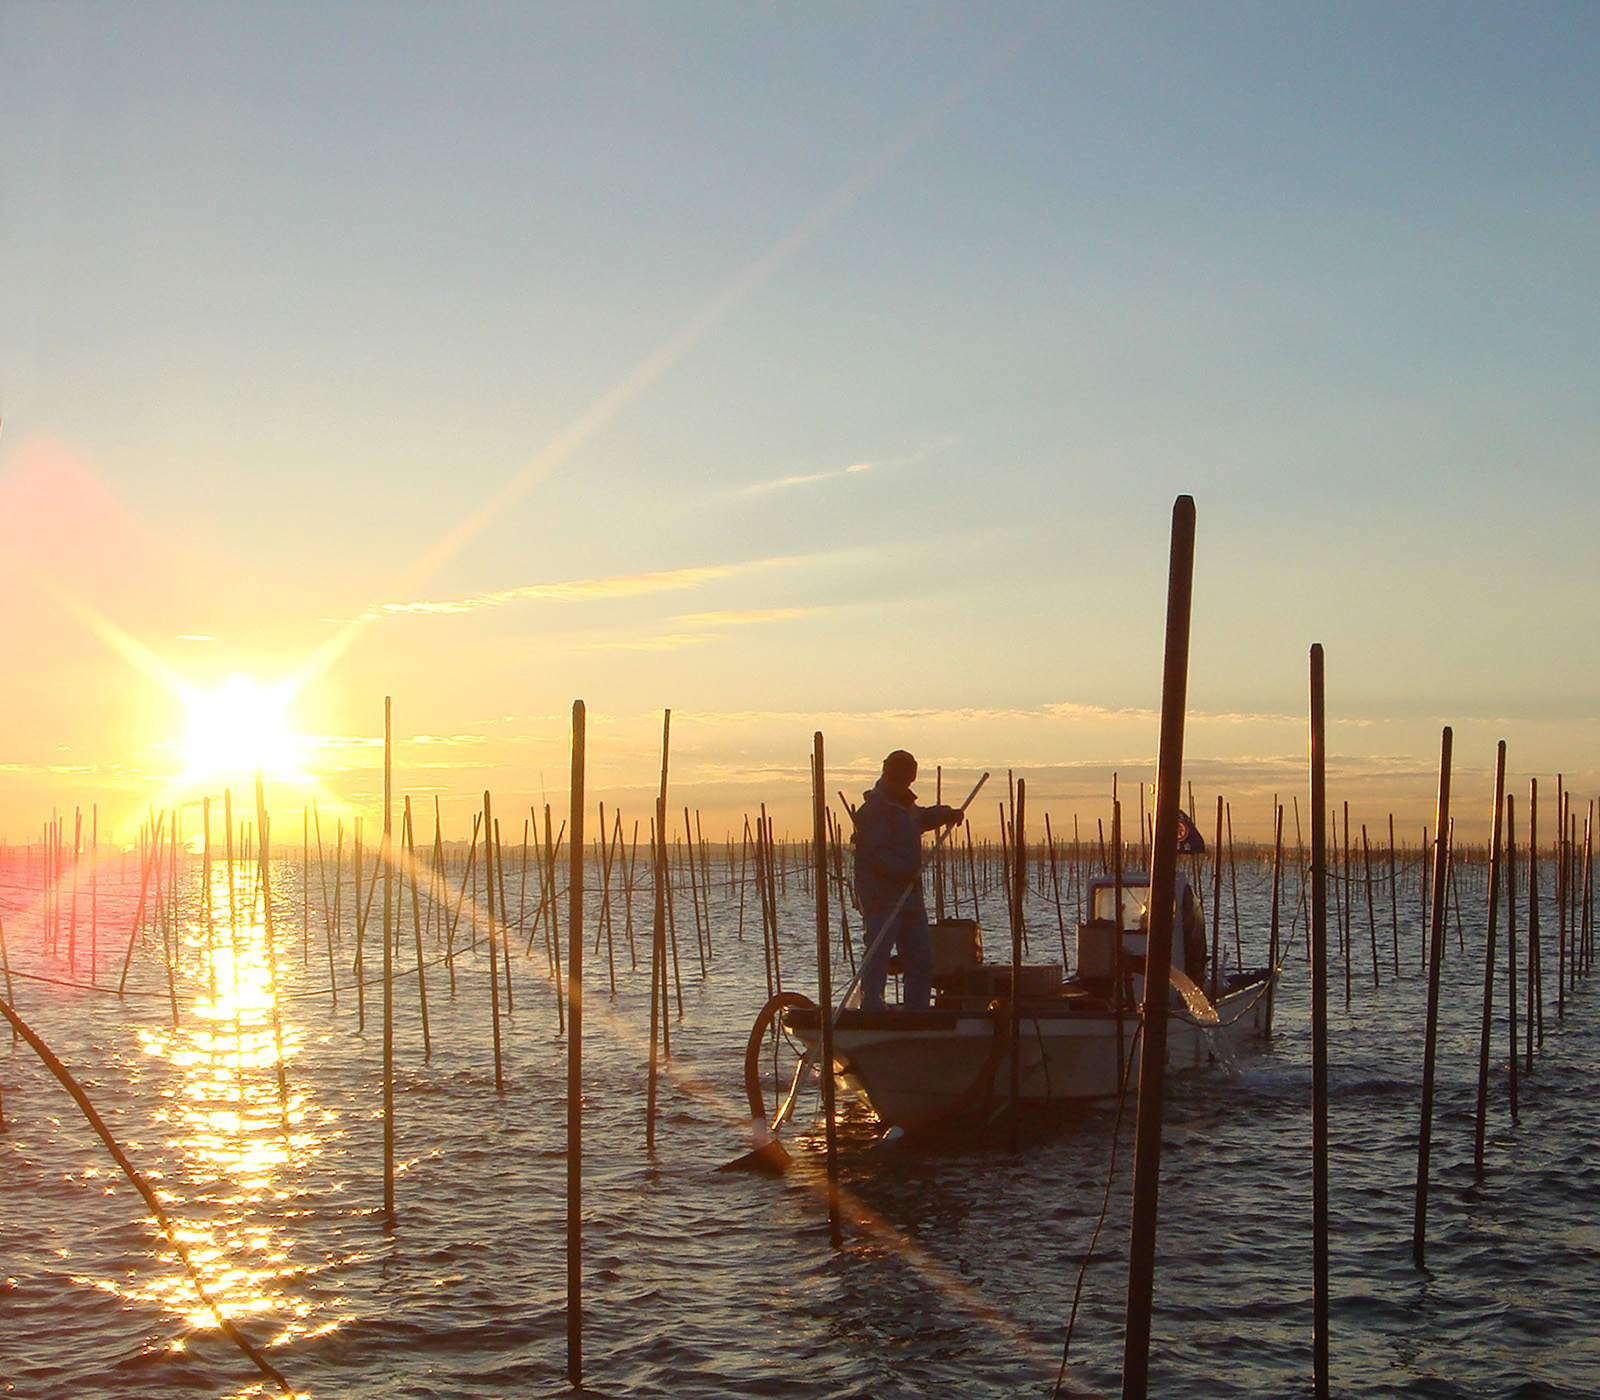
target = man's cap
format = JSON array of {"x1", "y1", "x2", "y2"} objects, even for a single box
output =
[{"x1": 882, "y1": 750, "x2": 917, "y2": 781}]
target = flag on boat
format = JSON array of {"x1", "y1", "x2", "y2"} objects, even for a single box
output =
[{"x1": 1175, "y1": 809, "x2": 1205, "y2": 854}]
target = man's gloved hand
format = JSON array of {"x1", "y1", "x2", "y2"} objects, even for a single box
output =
[{"x1": 947, "y1": 810, "x2": 964, "y2": 827}]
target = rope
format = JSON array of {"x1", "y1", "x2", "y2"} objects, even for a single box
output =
[{"x1": 1051, "y1": 1023, "x2": 1143, "y2": 1399}]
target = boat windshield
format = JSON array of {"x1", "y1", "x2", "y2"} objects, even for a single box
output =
[{"x1": 1090, "y1": 882, "x2": 1152, "y2": 930}]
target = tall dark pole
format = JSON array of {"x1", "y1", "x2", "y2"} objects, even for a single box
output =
[
  {"x1": 382, "y1": 697, "x2": 395, "y2": 1226},
  {"x1": 1309, "y1": 645, "x2": 1330, "y2": 1399},
  {"x1": 1121, "y1": 495, "x2": 1195, "y2": 1400},
  {"x1": 566, "y1": 701, "x2": 585, "y2": 1387},
  {"x1": 813, "y1": 732, "x2": 841, "y2": 1245},
  {"x1": 1009, "y1": 778, "x2": 1026, "y2": 1148},
  {"x1": 646, "y1": 710, "x2": 670, "y2": 1151},
  {"x1": 1473, "y1": 740, "x2": 1507, "y2": 1178},
  {"x1": 1412, "y1": 726, "x2": 1453, "y2": 1267}
]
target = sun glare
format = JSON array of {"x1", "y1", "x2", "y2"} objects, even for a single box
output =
[{"x1": 180, "y1": 676, "x2": 307, "y2": 782}]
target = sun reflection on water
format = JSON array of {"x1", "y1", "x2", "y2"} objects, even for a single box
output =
[{"x1": 129, "y1": 857, "x2": 327, "y2": 1333}]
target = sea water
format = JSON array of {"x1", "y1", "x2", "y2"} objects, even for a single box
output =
[{"x1": 2, "y1": 854, "x2": 1597, "y2": 1399}]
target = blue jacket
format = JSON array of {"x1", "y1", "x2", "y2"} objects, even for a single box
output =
[{"x1": 852, "y1": 779, "x2": 958, "y2": 911}]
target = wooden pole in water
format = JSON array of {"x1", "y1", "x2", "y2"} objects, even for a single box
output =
[
  {"x1": 1362, "y1": 825, "x2": 1379, "y2": 987},
  {"x1": 813, "y1": 732, "x2": 841, "y2": 1245},
  {"x1": 1473, "y1": 740, "x2": 1507, "y2": 1179},
  {"x1": 1388, "y1": 813, "x2": 1400, "y2": 975},
  {"x1": 494, "y1": 818, "x2": 515, "y2": 1015},
  {"x1": 255, "y1": 774, "x2": 291, "y2": 1138},
  {"x1": 1308, "y1": 644, "x2": 1330, "y2": 1398},
  {"x1": 1267, "y1": 802, "x2": 1283, "y2": 1036},
  {"x1": 1505, "y1": 794, "x2": 1520, "y2": 1120},
  {"x1": 484, "y1": 791, "x2": 504, "y2": 1095},
  {"x1": 566, "y1": 701, "x2": 585, "y2": 1387},
  {"x1": 1121, "y1": 495, "x2": 1195, "y2": 1400},
  {"x1": 1008, "y1": 778, "x2": 1026, "y2": 1147},
  {"x1": 647, "y1": 710, "x2": 670, "y2": 1151},
  {"x1": 1412, "y1": 725, "x2": 1452, "y2": 1269},
  {"x1": 404, "y1": 798, "x2": 431, "y2": 1061},
  {"x1": 1528, "y1": 779, "x2": 1542, "y2": 1062},
  {"x1": 1227, "y1": 802, "x2": 1242, "y2": 972},
  {"x1": 382, "y1": 699, "x2": 396, "y2": 1225},
  {"x1": 1557, "y1": 778, "x2": 1567, "y2": 1019},
  {"x1": 1208, "y1": 795, "x2": 1223, "y2": 1000}
]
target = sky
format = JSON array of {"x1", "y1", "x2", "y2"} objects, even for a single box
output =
[{"x1": 1, "y1": 1, "x2": 1597, "y2": 847}]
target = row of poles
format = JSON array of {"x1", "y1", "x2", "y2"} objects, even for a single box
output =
[
  {"x1": 1121, "y1": 499, "x2": 1593, "y2": 1400},
  {"x1": 2, "y1": 673, "x2": 1593, "y2": 1394},
  {"x1": 6, "y1": 788, "x2": 1585, "y2": 1014}
]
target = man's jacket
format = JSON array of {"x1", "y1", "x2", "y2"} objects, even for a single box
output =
[{"x1": 852, "y1": 779, "x2": 957, "y2": 911}]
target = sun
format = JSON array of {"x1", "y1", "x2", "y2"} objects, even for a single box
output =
[{"x1": 179, "y1": 675, "x2": 308, "y2": 783}]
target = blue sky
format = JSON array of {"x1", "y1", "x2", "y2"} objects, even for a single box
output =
[{"x1": 2, "y1": 2, "x2": 1597, "y2": 840}]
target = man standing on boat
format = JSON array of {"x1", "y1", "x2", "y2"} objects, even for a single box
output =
[{"x1": 852, "y1": 750, "x2": 963, "y2": 1012}]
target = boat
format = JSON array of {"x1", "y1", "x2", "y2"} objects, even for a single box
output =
[{"x1": 746, "y1": 873, "x2": 1275, "y2": 1137}]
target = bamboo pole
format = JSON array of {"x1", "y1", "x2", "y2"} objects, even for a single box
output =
[
  {"x1": 1529, "y1": 779, "x2": 1542, "y2": 1064},
  {"x1": 404, "y1": 797, "x2": 431, "y2": 1061},
  {"x1": 1506, "y1": 794, "x2": 1520, "y2": 1120},
  {"x1": 494, "y1": 818, "x2": 515, "y2": 1016},
  {"x1": 1412, "y1": 726, "x2": 1453, "y2": 1269},
  {"x1": 1226, "y1": 801, "x2": 1242, "y2": 971},
  {"x1": 255, "y1": 774, "x2": 290, "y2": 1137},
  {"x1": 1209, "y1": 795, "x2": 1223, "y2": 1000},
  {"x1": 813, "y1": 732, "x2": 841, "y2": 1245},
  {"x1": 1008, "y1": 778, "x2": 1026, "y2": 1146},
  {"x1": 566, "y1": 701, "x2": 585, "y2": 1387},
  {"x1": 1122, "y1": 496, "x2": 1195, "y2": 1400},
  {"x1": 382, "y1": 701, "x2": 396, "y2": 1224},
  {"x1": 1473, "y1": 740, "x2": 1507, "y2": 1178},
  {"x1": 484, "y1": 791, "x2": 504, "y2": 1095},
  {"x1": 1388, "y1": 813, "x2": 1400, "y2": 975},
  {"x1": 1362, "y1": 825, "x2": 1379, "y2": 987},
  {"x1": 1308, "y1": 644, "x2": 1330, "y2": 1398},
  {"x1": 647, "y1": 710, "x2": 670, "y2": 1151},
  {"x1": 1267, "y1": 802, "x2": 1283, "y2": 1036},
  {"x1": 352, "y1": 815, "x2": 366, "y2": 1033}
]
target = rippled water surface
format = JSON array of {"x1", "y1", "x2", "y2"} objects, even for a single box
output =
[{"x1": 2, "y1": 847, "x2": 1597, "y2": 1399}]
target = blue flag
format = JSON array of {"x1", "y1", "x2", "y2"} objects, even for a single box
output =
[{"x1": 1175, "y1": 809, "x2": 1206, "y2": 854}]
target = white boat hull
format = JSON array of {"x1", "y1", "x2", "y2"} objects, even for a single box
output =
[{"x1": 784, "y1": 974, "x2": 1274, "y2": 1130}]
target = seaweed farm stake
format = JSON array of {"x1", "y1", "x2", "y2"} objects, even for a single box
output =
[
  {"x1": 494, "y1": 818, "x2": 516, "y2": 1017},
  {"x1": 1122, "y1": 496, "x2": 1196, "y2": 1400},
  {"x1": 1362, "y1": 825, "x2": 1379, "y2": 987},
  {"x1": 1308, "y1": 645, "x2": 1330, "y2": 1399},
  {"x1": 1209, "y1": 795, "x2": 1223, "y2": 1000},
  {"x1": 647, "y1": 710, "x2": 670, "y2": 1151},
  {"x1": 1506, "y1": 794, "x2": 1520, "y2": 1119},
  {"x1": 1529, "y1": 779, "x2": 1542, "y2": 1065},
  {"x1": 1227, "y1": 802, "x2": 1242, "y2": 971},
  {"x1": 353, "y1": 816, "x2": 366, "y2": 1032},
  {"x1": 567, "y1": 700, "x2": 586, "y2": 1387},
  {"x1": 1045, "y1": 813, "x2": 1069, "y2": 966},
  {"x1": 1007, "y1": 778, "x2": 1026, "y2": 1149},
  {"x1": 255, "y1": 773, "x2": 291, "y2": 1135},
  {"x1": 404, "y1": 797, "x2": 432, "y2": 1060},
  {"x1": 812, "y1": 732, "x2": 841, "y2": 1246},
  {"x1": 1412, "y1": 725, "x2": 1453, "y2": 1269},
  {"x1": 1267, "y1": 802, "x2": 1283, "y2": 1036},
  {"x1": 483, "y1": 791, "x2": 505, "y2": 1094},
  {"x1": 1474, "y1": 740, "x2": 1507, "y2": 1178},
  {"x1": 382, "y1": 702, "x2": 397, "y2": 1224}
]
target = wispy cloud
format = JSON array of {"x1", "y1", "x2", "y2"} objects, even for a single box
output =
[
  {"x1": 367, "y1": 558, "x2": 798, "y2": 621},
  {"x1": 578, "y1": 632, "x2": 713, "y2": 653},
  {"x1": 675, "y1": 607, "x2": 819, "y2": 627},
  {"x1": 738, "y1": 462, "x2": 871, "y2": 496}
]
